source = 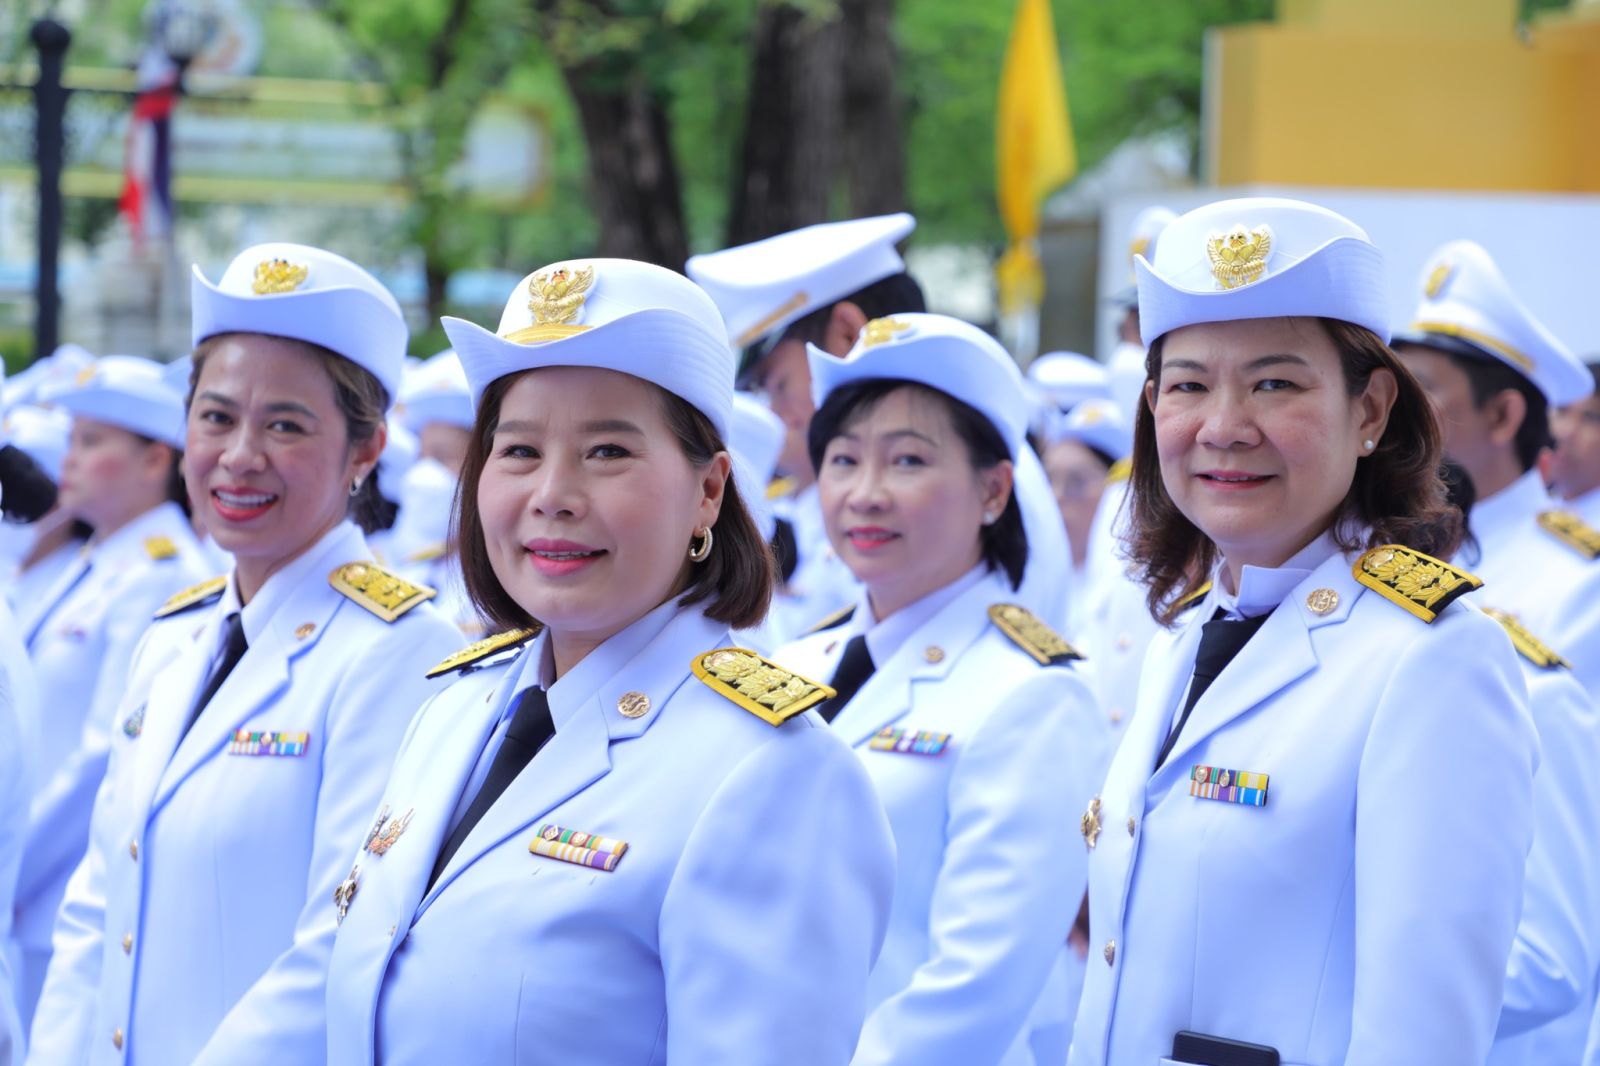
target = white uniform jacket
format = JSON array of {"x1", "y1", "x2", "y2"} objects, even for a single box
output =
[
  {"x1": 776, "y1": 567, "x2": 1108, "y2": 1066},
  {"x1": 0, "y1": 626, "x2": 34, "y2": 1062},
  {"x1": 324, "y1": 600, "x2": 895, "y2": 1065},
  {"x1": 16, "y1": 504, "x2": 209, "y2": 971},
  {"x1": 1069, "y1": 542, "x2": 1538, "y2": 1066},
  {"x1": 27, "y1": 521, "x2": 461, "y2": 1065}
]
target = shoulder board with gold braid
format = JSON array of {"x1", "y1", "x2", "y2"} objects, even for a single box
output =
[
  {"x1": 329, "y1": 562, "x2": 436, "y2": 623},
  {"x1": 425, "y1": 627, "x2": 540, "y2": 678},
  {"x1": 1353, "y1": 545, "x2": 1481, "y2": 624},
  {"x1": 144, "y1": 535, "x2": 179, "y2": 561},
  {"x1": 1482, "y1": 607, "x2": 1571, "y2": 670},
  {"x1": 1537, "y1": 511, "x2": 1600, "y2": 561},
  {"x1": 691, "y1": 648, "x2": 834, "y2": 726},
  {"x1": 153, "y1": 576, "x2": 227, "y2": 620},
  {"x1": 1105, "y1": 457, "x2": 1132, "y2": 484},
  {"x1": 1175, "y1": 580, "x2": 1212, "y2": 612},
  {"x1": 803, "y1": 604, "x2": 856, "y2": 636},
  {"x1": 987, "y1": 604, "x2": 1085, "y2": 665}
]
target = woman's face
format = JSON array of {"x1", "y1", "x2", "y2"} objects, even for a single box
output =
[
  {"x1": 186, "y1": 335, "x2": 381, "y2": 578},
  {"x1": 1550, "y1": 393, "x2": 1600, "y2": 500},
  {"x1": 818, "y1": 386, "x2": 1011, "y2": 620},
  {"x1": 1042, "y1": 438, "x2": 1108, "y2": 567},
  {"x1": 58, "y1": 417, "x2": 170, "y2": 532},
  {"x1": 1148, "y1": 317, "x2": 1394, "y2": 578},
  {"x1": 477, "y1": 367, "x2": 727, "y2": 658},
  {"x1": 419, "y1": 421, "x2": 473, "y2": 477}
]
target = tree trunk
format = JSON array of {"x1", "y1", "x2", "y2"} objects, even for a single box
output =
[
  {"x1": 559, "y1": 65, "x2": 690, "y2": 268},
  {"x1": 839, "y1": 0, "x2": 906, "y2": 219},
  {"x1": 725, "y1": 2, "x2": 844, "y2": 246}
]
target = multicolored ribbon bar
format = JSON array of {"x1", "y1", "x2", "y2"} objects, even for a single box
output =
[
  {"x1": 227, "y1": 730, "x2": 310, "y2": 757},
  {"x1": 1189, "y1": 764, "x2": 1269, "y2": 807},
  {"x1": 868, "y1": 727, "x2": 951, "y2": 756},
  {"x1": 529, "y1": 823, "x2": 628, "y2": 872}
]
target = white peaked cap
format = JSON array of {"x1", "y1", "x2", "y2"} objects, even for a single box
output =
[
  {"x1": 687, "y1": 213, "x2": 916, "y2": 349},
  {"x1": 400, "y1": 350, "x2": 474, "y2": 432},
  {"x1": 443, "y1": 258, "x2": 735, "y2": 442},
  {"x1": 808, "y1": 313, "x2": 1028, "y2": 460},
  {"x1": 1397, "y1": 239, "x2": 1589, "y2": 406},
  {"x1": 1136, "y1": 197, "x2": 1390, "y2": 347},
  {"x1": 192, "y1": 242, "x2": 409, "y2": 405},
  {"x1": 39, "y1": 354, "x2": 187, "y2": 449}
]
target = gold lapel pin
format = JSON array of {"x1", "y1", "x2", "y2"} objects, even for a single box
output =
[
  {"x1": 1305, "y1": 588, "x2": 1340, "y2": 616},
  {"x1": 617, "y1": 691, "x2": 650, "y2": 719}
]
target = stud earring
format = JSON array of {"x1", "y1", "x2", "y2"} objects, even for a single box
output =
[
  {"x1": 1363, "y1": 439, "x2": 1375, "y2": 452},
  {"x1": 981, "y1": 511, "x2": 997, "y2": 526}
]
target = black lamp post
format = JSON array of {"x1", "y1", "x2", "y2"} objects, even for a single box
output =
[{"x1": 31, "y1": 18, "x2": 71, "y2": 361}]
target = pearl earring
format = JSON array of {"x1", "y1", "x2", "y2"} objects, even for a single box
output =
[
  {"x1": 981, "y1": 511, "x2": 997, "y2": 526},
  {"x1": 1363, "y1": 439, "x2": 1375, "y2": 452}
]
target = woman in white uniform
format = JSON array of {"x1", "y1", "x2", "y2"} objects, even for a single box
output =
[
  {"x1": 29, "y1": 244, "x2": 463, "y2": 1065},
  {"x1": 15, "y1": 355, "x2": 209, "y2": 1021},
  {"x1": 773, "y1": 313, "x2": 1107, "y2": 1066},
  {"x1": 1068, "y1": 198, "x2": 1538, "y2": 1066},
  {"x1": 322, "y1": 259, "x2": 894, "y2": 1065}
]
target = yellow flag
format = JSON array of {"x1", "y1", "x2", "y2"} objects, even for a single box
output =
[{"x1": 996, "y1": 0, "x2": 1076, "y2": 314}]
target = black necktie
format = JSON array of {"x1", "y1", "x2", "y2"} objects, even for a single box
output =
[
  {"x1": 430, "y1": 686, "x2": 556, "y2": 888},
  {"x1": 817, "y1": 635, "x2": 874, "y2": 724},
  {"x1": 1154, "y1": 609, "x2": 1271, "y2": 769},
  {"x1": 183, "y1": 612, "x2": 247, "y2": 738}
]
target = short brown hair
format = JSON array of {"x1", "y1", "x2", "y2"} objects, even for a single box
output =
[
  {"x1": 1128, "y1": 318, "x2": 1463, "y2": 625},
  {"x1": 456, "y1": 374, "x2": 774, "y2": 634},
  {"x1": 190, "y1": 333, "x2": 392, "y2": 532}
]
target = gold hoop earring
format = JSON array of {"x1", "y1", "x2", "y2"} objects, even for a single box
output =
[{"x1": 688, "y1": 527, "x2": 714, "y2": 563}]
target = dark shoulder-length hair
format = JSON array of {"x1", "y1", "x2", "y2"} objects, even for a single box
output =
[
  {"x1": 1128, "y1": 317, "x2": 1463, "y2": 625},
  {"x1": 456, "y1": 374, "x2": 774, "y2": 634},
  {"x1": 806, "y1": 379, "x2": 1028, "y2": 590},
  {"x1": 190, "y1": 333, "x2": 392, "y2": 533}
]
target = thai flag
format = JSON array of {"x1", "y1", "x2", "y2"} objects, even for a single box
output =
[{"x1": 120, "y1": 48, "x2": 180, "y2": 242}]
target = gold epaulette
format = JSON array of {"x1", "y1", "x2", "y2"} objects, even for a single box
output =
[
  {"x1": 1175, "y1": 580, "x2": 1213, "y2": 611},
  {"x1": 1537, "y1": 511, "x2": 1600, "y2": 561},
  {"x1": 1353, "y1": 545, "x2": 1481, "y2": 624},
  {"x1": 404, "y1": 543, "x2": 447, "y2": 565},
  {"x1": 153, "y1": 576, "x2": 227, "y2": 619},
  {"x1": 1483, "y1": 607, "x2": 1571, "y2": 670},
  {"x1": 988, "y1": 604, "x2": 1085, "y2": 665},
  {"x1": 329, "y1": 562, "x2": 436, "y2": 623},
  {"x1": 765, "y1": 476, "x2": 797, "y2": 501},
  {"x1": 803, "y1": 604, "x2": 856, "y2": 635},
  {"x1": 1106, "y1": 457, "x2": 1132, "y2": 484},
  {"x1": 425, "y1": 628, "x2": 539, "y2": 678},
  {"x1": 144, "y1": 535, "x2": 178, "y2": 561},
  {"x1": 691, "y1": 648, "x2": 834, "y2": 726}
]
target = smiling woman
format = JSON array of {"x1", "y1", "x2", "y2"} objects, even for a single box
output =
[
  {"x1": 28, "y1": 244, "x2": 464, "y2": 1066},
  {"x1": 322, "y1": 258, "x2": 894, "y2": 1065},
  {"x1": 1067, "y1": 198, "x2": 1539, "y2": 1066}
]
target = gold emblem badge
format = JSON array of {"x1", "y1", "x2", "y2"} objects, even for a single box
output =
[
  {"x1": 75, "y1": 365, "x2": 97, "y2": 386},
  {"x1": 1424, "y1": 261, "x2": 1454, "y2": 299},
  {"x1": 1081, "y1": 796, "x2": 1102, "y2": 849},
  {"x1": 617, "y1": 691, "x2": 651, "y2": 719},
  {"x1": 252, "y1": 258, "x2": 309, "y2": 295},
  {"x1": 333, "y1": 864, "x2": 360, "y2": 925},
  {"x1": 1205, "y1": 224, "x2": 1273, "y2": 291},
  {"x1": 862, "y1": 317, "x2": 911, "y2": 348},
  {"x1": 1128, "y1": 236, "x2": 1150, "y2": 263},
  {"x1": 1305, "y1": 588, "x2": 1340, "y2": 615},
  {"x1": 529, "y1": 264, "x2": 594, "y2": 325}
]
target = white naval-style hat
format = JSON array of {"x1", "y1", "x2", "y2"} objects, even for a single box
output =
[
  {"x1": 1136, "y1": 197, "x2": 1389, "y2": 348},
  {"x1": 1395, "y1": 239, "x2": 1589, "y2": 407},
  {"x1": 1027, "y1": 351, "x2": 1112, "y2": 412},
  {"x1": 442, "y1": 259, "x2": 735, "y2": 442},
  {"x1": 0, "y1": 404, "x2": 71, "y2": 482},
  {"x1": 807, "y1": 313, "x2": 1028, "y2": 460},
  {"x1": 1112, "y1": 206, "x2": 1179, "y2": 305},
  {"x1": 730, "y1": 392, "x2": 785, "y2": 541},
  {"x1": 39, "y1": 355, "x2": 187, "y2": 449},
  {"x1": 686, "y1": 213, "x2": 917, "y2": 354},
  {"x1": 191, "y1": 242, "x2": 409, "y2": 404},
  {"x1": 2, "y1": 343, "x2": 94, "y2": 410},
  {"x1": 399, "y1": 350, "x2": 474, "y2": 433},
  {"x1": 1047, "y1": 397, "x2": 1133, "y2": 460}
]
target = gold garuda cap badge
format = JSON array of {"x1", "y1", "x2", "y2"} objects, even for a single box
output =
[
  {"x1": 1205, "y1": 224, "x2": 1273, "y2": 291},
  {"x1": 1424, "y1": 261, "x2": 1454, "y2": 300},
  {"x1": 504, "y1": 263, "x2": 596, "y2": 345},
  {"x1": 252, "y1": 258, "x2": 309, "y2": 295},
  {"x1": 862, "y1": 317, "x2": 912, "y2": 348}
]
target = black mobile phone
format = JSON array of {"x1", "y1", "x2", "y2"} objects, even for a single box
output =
[{"x1": 1171, "y1": 1030, "x2": 1281, "y2": 1066}]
